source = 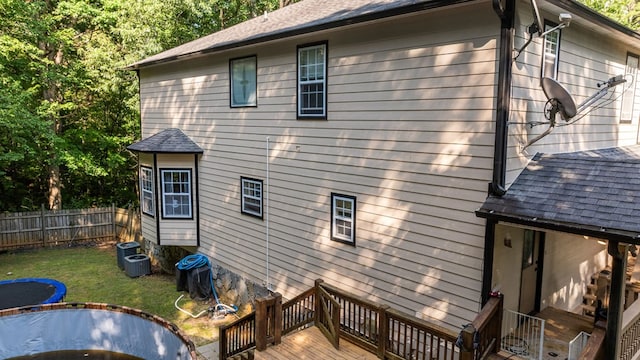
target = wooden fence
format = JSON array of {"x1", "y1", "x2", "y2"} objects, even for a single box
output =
[{"x1": 0, "y1": 205, "x2": 141, "y2": 250}]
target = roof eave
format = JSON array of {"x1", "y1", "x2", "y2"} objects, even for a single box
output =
[
  {"x1": 548, "y1": 0, "x2": 640, "y2": 43},
  {"x1": 476, "y1": 208, "x2": 640, "y2": 245},
  {"x1": 125, "y1": 0, "x2": 479, "y2": 71}
]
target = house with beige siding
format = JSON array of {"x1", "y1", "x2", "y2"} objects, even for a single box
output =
[{"x1": 127, "y1": 0, "x2": 640, "y2": 357}]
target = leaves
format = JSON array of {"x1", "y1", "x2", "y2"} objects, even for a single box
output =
[
  {"x1": 0, "y1": 0, "x2": 290, "y2": 211},
  {"x1": 579, "y1": 0, "x2": 640, "y2": 30}
]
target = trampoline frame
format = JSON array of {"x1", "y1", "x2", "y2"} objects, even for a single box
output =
[
  {"x1": 0, "y1": 302, "x2": 197, "y2": 359},
  {"x1": 0, "y1": 278, "x2": 67, "y2": 308}
]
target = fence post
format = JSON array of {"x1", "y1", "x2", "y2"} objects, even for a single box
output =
[
  {"x1": 111, "y1": 204, "x2": 116, "y2": 241},
  {"x1": 40, "y1": 204, "x2": 46, "y2": 246},
  {"x1": 377, "y1": 304, "x2": 389, "y2": 359}
]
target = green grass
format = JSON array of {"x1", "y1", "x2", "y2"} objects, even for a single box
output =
[{"x1": 0, "y1": 244, "x2": 222, "y2": 346}]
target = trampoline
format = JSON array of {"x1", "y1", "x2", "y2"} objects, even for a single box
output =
[{"x1": 0, "y1": 278, "x2": 67, "y2": 310}]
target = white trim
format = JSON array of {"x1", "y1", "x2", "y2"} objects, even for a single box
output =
[{"x1": 161, "y1": 169, "x2": 192, "y2": 218}]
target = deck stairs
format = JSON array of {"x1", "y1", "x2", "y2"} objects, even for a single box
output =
[
  {"x1": 228, "y1": 349, "x2": 254, "y2": 360},
  {"x1": 582, "y1": 250, "x2": 640, "y2": 317}
]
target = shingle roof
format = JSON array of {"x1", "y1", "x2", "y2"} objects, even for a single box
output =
[
  {"x1": 476, "y1": 146, "x2": 640, "y2": 242},
  {"x1": 127, "y1": 128, "x2": 203, "y2": 153},
  {"x1": 126, "y1": 0, "x2": 640, "y2": 70},
  {"x1": 126, "y1": 0, "x2": 472, "y2": 69}
]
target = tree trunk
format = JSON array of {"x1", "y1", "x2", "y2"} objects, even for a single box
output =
[{"x1": 42, "y1": 44, "x2": 64, "y2": 210}]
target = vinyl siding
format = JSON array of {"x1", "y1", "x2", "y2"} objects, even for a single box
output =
[
  {"x1": 507, "y1": 3, "x2": 640, "y2": 185},
  {"x1": 139, "y1": 153, "x2": 158, "y2": 244},
  {"x1": 138, "y1": 2, "x2": 498, "y2": 330}
]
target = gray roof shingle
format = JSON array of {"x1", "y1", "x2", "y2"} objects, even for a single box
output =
[
  {"x1": 477, "y1": 146, "x2": 640, "y2": 242},
  {"x1": 127, "y1": 128, "x2": 203, "y2": 153},
  {"x1": 126, "y1": 0, "x2": 470, "y2": 69}
]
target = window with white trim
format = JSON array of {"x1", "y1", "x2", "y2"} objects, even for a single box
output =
[
  {"x1": 331, "y1": 193, "x2": 356, "y2": 244},
  {"x1": 140, "y1": 166, "x2": 154, "y2": 216},
  {"x1": 621, "y1": 53, "x2": 638, "y2": 123},
  {"x1": 298, "y1": 43, "x2": 327, "y2": 118},
  {"x1": 241, "y1": 177, "x2": 263, "y2": 218},
  {"x1": 230, "y1": 56, "x2": 257, "y2": 107},
  {"x1": 161, "y1": 169, "x2": 192, "y2": 218},
  {"x1": 542, "y1": 22, "x2": 561, "y2": 80}
]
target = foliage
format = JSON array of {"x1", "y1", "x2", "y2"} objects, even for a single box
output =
[
  {"x1": 579, "y1": 0, "x2": 640, "y2": 29},
  {"x1": 0, "y1": 0, "x2": 288, "y2": 212}
]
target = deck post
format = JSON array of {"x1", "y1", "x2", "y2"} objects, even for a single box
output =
[
  {"x1": 218, "y1": 325, "x2": 228, "y2": 360},
  {"x1": 273, "y1": 292, "x2": 282, "y2": 345},
  {"x1": 459, "y1": 324, "x2": 476, "y2": 360},
  {"x1": 256, "y1": 296, "x2": 268, "y2": 351},
  {"x1": 377, "y1": 304, "x2": 389, "y2": 359},
  {"x1": 605, "y1": 241, "x2": 628, "y2": 360},
  {"x1": 314, "y1": 279, "x2": 324, "y2": 326}
]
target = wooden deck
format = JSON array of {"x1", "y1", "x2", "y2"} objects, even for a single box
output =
[{"x1": 254, "y1": 326, "x2": 378, "y2": 360}]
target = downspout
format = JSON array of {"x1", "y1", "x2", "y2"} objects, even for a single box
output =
[
  {"x1": 265, "y1": 137, "x2": 271, "y2": 291},
  {"x1": 490, "y1": 0, "x2": 515, "y2": 196},
  {"x1": 481, "y1": 0, "x2": 515, "y2": 306}
]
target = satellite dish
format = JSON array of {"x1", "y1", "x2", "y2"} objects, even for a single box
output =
[
  {"x1": 530, "y1": 0, "x2": 544, "y2": 36},
  {"x1": 541, "y1": 77, "x2": 577, "y2": 120}
]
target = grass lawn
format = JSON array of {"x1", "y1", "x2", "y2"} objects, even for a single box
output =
[{"x1": 0, "y1": 242, "x2": 229, "y2": 346}]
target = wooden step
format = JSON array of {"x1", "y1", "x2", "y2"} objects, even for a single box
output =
[
  {"x1": 582, "y1": 304, "x2": 596, "y2": 316},
  {"x1": 587, "y1": 284, "x2": 598, "y2": 291},
  {"x1": 583, "y1": 294, "x2": 597, "y2": 301}
]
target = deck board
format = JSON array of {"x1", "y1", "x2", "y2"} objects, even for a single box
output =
[{"x1": 255, "y1": 326, "x2": 379, "y2": 360}]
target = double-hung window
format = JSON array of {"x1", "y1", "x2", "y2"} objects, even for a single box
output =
[
  {"x1": 298, "y1": 42, "x2": 327, "y2": 118},
  {"x1": 140, "y1": 166, "x2": 154, "y2": 216},
  {"x1": 331, "y1": 193, "x2": 356, "y2": 245},
  {"x1": 241, "y1": 177, "x2": 263, "y2": 218},
  {"x1": 542, "y1": 22, "x2": 561, "y2": 79},
  {"x1": 161, "y1": 169, "x2": 192, "y2": 218},
  {"x1": 621, "y1": 53, "x2": 638, "y2": 123}
]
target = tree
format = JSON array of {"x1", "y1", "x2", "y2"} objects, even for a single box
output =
[
  {"x1": 579, "y1": 0, "x2": 640, "y2": 30},
  {"x1": 0, "y1": 0, "x2": 287, "y2": 212}
]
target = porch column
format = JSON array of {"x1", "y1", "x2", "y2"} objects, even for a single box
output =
[
  {"x1": 606, "y1": 241, "x2": 629, "y2": 359},
  {"x1": 481, "y1": 219, "x2": 497, "y2": 306}
]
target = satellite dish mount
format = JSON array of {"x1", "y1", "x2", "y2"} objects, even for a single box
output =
[
  {"x1": 514, "y1": 0, "x2": 572, "y2": 60},
  {"x1": 523, "y1": 75, "x2": 627, "y2": 150}
]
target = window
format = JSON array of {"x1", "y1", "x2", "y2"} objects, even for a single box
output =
[
  {"x1": 161, "y1": 169, "x2": 192, "y2": 218},
  {"x1": 621, "y1": 53, "x2": 638, "y2": 123},
  {"x1": 140, "y1": 166, "x2": 154, "y2": 216},
  {"x1": 331, "y1": 193, "x2": 356, "y2": 244},
  {"x1": 230, "y1": 56, "x2": 257, "y2": 107},
  {"x1": 241, "y1": 177, "x2": 263, "y2": 218},
  {"x1": 541, "y1": 22, "x2": 561, "y2": 79},
  {"x1": 297, "y1": 43, "x2": 327, "y2": 118}
]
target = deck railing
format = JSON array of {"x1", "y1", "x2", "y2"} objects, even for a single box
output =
[
  {"x1": 319, "y1": 280, "x2": 459, "y2": 360},
  {"x1": 219, "y1": 279, "x2": 465, "y2": 360},
  {"x1": 281, "y1": 286, "x2": 315, "y2": 335},
  {"x1": 460, "y1": 294, "x2": 503, "y2": 360},
  {"x1": 619, "y1": 296, "x2": 640, "y2": 360},
  {"x1": 218, "y1": 311, "x2": 257, "y2": 359},
  {"x1": 501, "y1": 309, "x2": 545, "y2": 360}
]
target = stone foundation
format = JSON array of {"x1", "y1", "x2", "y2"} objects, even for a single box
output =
[{"x1": 142, "y1": 240, "x2": 270, "y2": 312}]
